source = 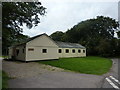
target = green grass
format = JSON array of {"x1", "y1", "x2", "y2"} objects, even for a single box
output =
[
  {"x1": 0, "y1": 70, "x2": 1, "y2": 89},
  {"x1": 39, "y1": 56, "x2": 112, "y2": 75},
  {"x1": 1, "y1": 71, "x2": 10, "y2": 88},
  {"x1": 1, "y1": 56, "x2": 8, "y2": 59}
]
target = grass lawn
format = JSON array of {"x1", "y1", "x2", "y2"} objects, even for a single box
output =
[
  {"x1": 1, "y1": 71, "x2": 10, "y2": 88},
  {"x1": 0, "y1": 71, "x2": 1, "y2": 89},
  {"x1": 1, "y1": 56, "x2": 9, "y2": 59},
  {"x1": 39, "y1": 56, "x2": 112, "y2": 75}
]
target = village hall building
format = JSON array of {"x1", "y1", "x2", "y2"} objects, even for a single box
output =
[{"x1": 8, "y1": 33, "x2": 86, "y2": 61}]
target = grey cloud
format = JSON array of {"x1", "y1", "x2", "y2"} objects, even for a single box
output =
[{"x1": 22, "y1": 1, "x2": 118, "y2": 37}]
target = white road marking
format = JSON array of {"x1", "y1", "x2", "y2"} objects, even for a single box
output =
[
  {"x1": 106, "y1": 77, "x2": 119, "y2": 89},
  {"x1": 110, "y1": 76, "x2": 120, "y2": 85}
]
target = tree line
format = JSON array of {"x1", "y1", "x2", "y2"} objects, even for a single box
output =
[{"x1": 50, "y1": 16, "x2": 120, "y2": 57}]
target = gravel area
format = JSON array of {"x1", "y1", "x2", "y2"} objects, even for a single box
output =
[{"x1": 2, "y1": 60, "x2": 65, "y2": 78}]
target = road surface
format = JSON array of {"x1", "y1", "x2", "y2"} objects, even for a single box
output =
[
  {"x1": 101, "y1": 58, "x2": 119, "y2": 89},
  {"x1": 2, "y1": 58, "x2": 119, "y2": 88}
]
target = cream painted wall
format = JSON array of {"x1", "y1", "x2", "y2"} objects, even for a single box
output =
[
  {"x1": 15, "y1": 45, "x2": 26, "y2": 61},
  {"x1": 26, "y1": 35, "x2": 59, "y2": 61},
  {"x1": 8, "y1": 47, "x2": 13, "y2": 59},
  {"x1": 26, "y1": 35, "x2": 58, "y2": 47},
  {"x1": 26, "y1": 47, "x2": 59, "y2": 61},
  {"x1": 58, "y1": 48, "x2": 86, "y2": 58}
]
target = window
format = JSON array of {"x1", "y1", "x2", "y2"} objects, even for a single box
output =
[
  {"x1": 78, "y1": 49, "x2": 81, "y2": 53},
  {"x1": 66, "y1": 49, "x2": 69, "y2": 53},
  {"x1": 42, "y1": 49, "x2": 47, "y2": 53},
  {"x1": 72, "y1": 49, "x2": 75, "y2": 53},
  {"x1": 28, "y1": 48, "x2": 34, "y2": 51},
  {"x1": 23, "y1": 49, "x2": 24, "y2": 53},
  {"x1": 58, "y1": 49, "x2": 62, "y2": 53},
  {"x1": 16, "y1": 49, "x2": 19, "y2": 56},
  {"x1": 83, "y1": 50, "x2": 85, "y2": 53}
]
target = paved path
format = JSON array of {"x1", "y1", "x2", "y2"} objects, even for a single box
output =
[
  {"x1": 2, "y1": 58, "x2": 119, "y2": 88},
  {"x1": 101, "y1": 58, "x2": 119, "y2": 89}
]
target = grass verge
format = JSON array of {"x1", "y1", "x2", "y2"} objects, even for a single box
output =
[
  {"x1": 1, "y1": 56, "x2": 9, "y2": 59},
  {"x1": 39, "y1": 56, "x2": 112, "y2": 75},
  {"x1": 1, "y1": 71, "x2": 10, "y2": 88}
]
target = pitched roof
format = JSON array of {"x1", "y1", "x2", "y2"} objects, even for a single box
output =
[
  {"x1": 55, "y1": 41, "x2": 86, "y2": 48},
  {"x1": 11, "y1": 33, "x2": 86, "y2": 49},
  {"x1": 27, "y1": 33, "x2": 47, "y2": 42},
  {"x1": 12, "y1": 33, "x2": 47, "y2": 47}
]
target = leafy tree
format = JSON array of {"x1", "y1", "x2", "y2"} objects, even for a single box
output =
[
  {"x1": 96, "y1": 39, "x2": 112, "y2": 57},
  {"x1": 51, "y1": 16, "x2": 119, "y2": 56},
  {"x1": 64, "y1": 16, "x2": 119, "y2": 56},
  {"x1": 117, "y1": 31, "x2": 120, "y2": 38},
  {"x1": 2, "y1": 2, "x2": 46, "y2": 55},
  {"x1": 114, "y1": 39, "x2": 120, "y2": 56},
  {"x1": 50, "y1": 31, "x2": 64, "y2": 41},
  {"x1": 11, "y1": 34, "x2": 30, "y2": 45}
]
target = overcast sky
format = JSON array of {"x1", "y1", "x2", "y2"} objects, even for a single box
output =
[{"x1": 22, "y1": 0, "x2": 119, "y2": 37}]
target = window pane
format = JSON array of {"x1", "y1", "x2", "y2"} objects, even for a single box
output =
[
  {"x1": 28, "y1": 48, "x2": 34, "y2": 51},
  {"x1": 83, "y1": 50, "x2": 85, "y2": 53},
  {"x1": 58, "y1": 49, "x2": 62, "y2": 53},
  {"x1": 66, "y1": 49, "x2": 69, "y2": 53},
  {"x1": 42, "y1": 49, "x2": 47, "y2": 53},
  {"x1": 78, "y1": 49, "x2": 81, "y2": 53},
  {"x1": 72, "y1": 49, "x2": 75, "y2": 53}
]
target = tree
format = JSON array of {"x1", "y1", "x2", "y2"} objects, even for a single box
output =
[
  {"x1": 11, "y1": 33, "x2": 30, "y2": 45},
  {"x1": 116, "y1": 39, "x2": 120, "y2": 55},
  {"x1": 117, "y1": 31, "x2": 120, "y2": 38},
  {"x1": 96, "y1": 39, "x2": 112, "y2": 57},
  {"x1": 2, "y1": 2, "x2": 46, "y2": 55},
  {"x1": 51, "y1": 16, "x2": 119, "y2": 56},
  {"x1": 50, "y1": 31, "x2": 64, "y2": 41},
  {"x1": 65, "y1": 16, "x2": 119, "y2": 56}
]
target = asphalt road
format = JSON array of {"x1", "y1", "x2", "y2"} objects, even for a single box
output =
[
  {"x1": 8, "y1": 72, "x2": 104, "y2": 88},
  {"x1": 2, "y1": 58, "x2": 119, "y2": 88},
  {"x1": 101, "y1": 58, "x2": 119, "y2": 89}
]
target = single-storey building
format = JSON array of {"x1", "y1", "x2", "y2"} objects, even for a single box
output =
[{"x1": 8, "y1": 33, "x2": 86, "y2": 61}]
